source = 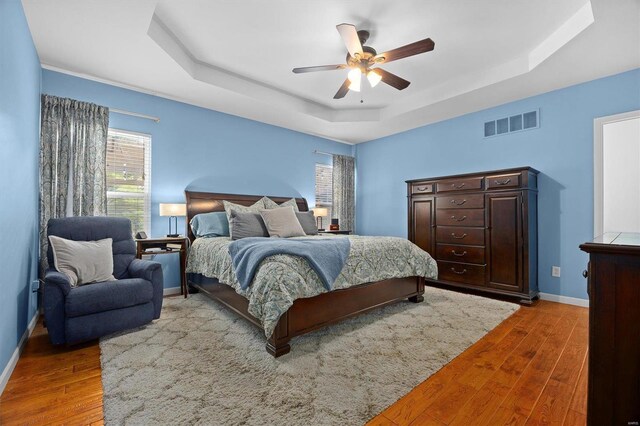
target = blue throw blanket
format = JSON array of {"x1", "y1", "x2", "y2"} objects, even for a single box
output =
[{"x1": 228, "y1": 237, "x2": 351, "y2": 291}]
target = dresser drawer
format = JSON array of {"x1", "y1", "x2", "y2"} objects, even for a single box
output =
[
  {"x1": 436, "y1": 177, "x2": 483, "y2": 193},
  {"x1": 486, "y1": 173, "x2": 521, "y2": 190},
  {"x1": 436, "y1": 244, "x2": 485, "y2": 264},
  {"x1": 436, "y1": 194, "x2": 484, "y2": 209},
  {"x1": 436, "y1": 209, "x2": 484, "y2": 226},
  {"x1": 411, "y1": 182, "x2": 434, "y2": 194},
  {"x1": 436, "y1": 226, "x2": 485, "y2": 245},
  {"x1": 438, "y1": 261, "x2": 485, "y2": 286}
]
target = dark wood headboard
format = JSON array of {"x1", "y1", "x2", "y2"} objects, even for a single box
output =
[{"x1": 184, "y1": 190, "x2": 309, "y2": 242}]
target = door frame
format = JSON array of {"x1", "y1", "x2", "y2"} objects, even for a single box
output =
[{"x1": 593, "y1": 109, "x2": 640, "y2": 237}]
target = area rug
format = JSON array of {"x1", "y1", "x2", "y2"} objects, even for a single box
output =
[{"x1": 100, "y1": 287, "x2": 519, "y2": 425}]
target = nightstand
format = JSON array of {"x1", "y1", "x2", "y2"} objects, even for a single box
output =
[
  {"x1": 135, "y1": 236, "x2": 188, "y2": 298},
  {"x1": 318, "y1": 230, "x2": 352, "y2": 235}
]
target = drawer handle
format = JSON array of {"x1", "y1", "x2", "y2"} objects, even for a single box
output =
[
  {"x1": 451, "y1": 233, "x2": 467, "y2": 239},
  {"x1": 449, "y1": 199, "x2": 467, "y2": 206},
  {"x1": 450, "y1": 267, "x2": 467, "y2": 275},
  {"x1": 417, "y1": 186, "x2": 429, "y2": 191},
  {"x1": 494, "y1": 178, "x2": 512, "y2": 186},
  {"x1": 450, "y1": 215, "x2": 467, "y2": 222},
  {"x1": 451, "y1": 250, "x2": 467, "y2": 257},
  {"x1": 451, "y1": 182, "x2": 466, "y2": 189}
]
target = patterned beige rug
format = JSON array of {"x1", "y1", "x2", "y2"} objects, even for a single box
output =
[{"x1": 100, "y1": 287, "x2": 518, "y2": 425}]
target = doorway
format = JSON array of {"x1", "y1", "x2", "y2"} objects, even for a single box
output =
[{"x1": 594, "y1": 110, "x2": 640, "y2": 236}]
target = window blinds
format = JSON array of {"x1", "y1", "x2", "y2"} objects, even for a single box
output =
[
  {"x1": 106, "y1": 129, "x2": 151, "y2": 234},
  {"x1": 315, "y1": 164, "x2": 333, "y2": 206}
]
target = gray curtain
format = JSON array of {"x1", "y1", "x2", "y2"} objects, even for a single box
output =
[
  {"x1": 39, "y1": 95, "x2": 109, "y2": 272},
  {"x1": 332, "y1": 154, "x2": 356, "y2": 232}
]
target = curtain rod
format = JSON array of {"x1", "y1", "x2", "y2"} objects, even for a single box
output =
[
  {"x1": 110, "y1": 108, "x2": 160, "y2": 123},
  {"x1": 314, "y1": 150, "x2": 335, "y2": 156}
]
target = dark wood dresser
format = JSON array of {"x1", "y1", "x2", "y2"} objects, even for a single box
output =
[
  {"x1": 407, "y1": 167, "x2": 539, "y2": 303},
  {"x1": 580, "y1": 233, "x2": 640, "y2": 426}
]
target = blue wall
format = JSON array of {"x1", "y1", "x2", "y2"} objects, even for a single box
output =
[
  {"x1": 355, "y1": 68, "x2": 640, "y2": 300},
  {"x1": 42, "y1": 70, "x2": 353, "y2": 288},
  {"x1": 0, "y1": 0, "x2": 41, "y2": 383}
]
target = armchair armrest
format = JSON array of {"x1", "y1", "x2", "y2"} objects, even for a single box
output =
[
  {"x1": 44, "y1": 268, "x2": 72, "y2": 296},
  {"x1": 128, "y1": 259, "x2": 164, "y2": 319},
  {"x1": 128, "y1": 258, "x2": 161, "y2": 280}
]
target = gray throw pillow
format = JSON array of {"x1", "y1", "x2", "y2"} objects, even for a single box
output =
[
  {"x1": 262, "y1": 197, "x2": 300, "y2": 212},
  {"x1": 223, "y1": 199, "x2": 264, "y2": 223},
  {"x1": 259, "y1": 206, "x2": 306, "y2": 238},
  {"x1": 229, "y1": 210, "x2": 269, "y2": 240},
  {"x1": 296, "y1": 211, "x2": 318, "y2": 235},
  {"x1": 48, "y1": 235, "x2": 115, "y2": 286}
]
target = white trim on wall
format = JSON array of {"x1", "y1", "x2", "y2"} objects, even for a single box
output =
[
  {"x1": 163, "y1": 286, "x2": 181, "y2": 297},
  {"x1": 0, "y1": 312, "x2": 39, "y2": 396},
  {"x1": 539, "y1": 292, "x2": 589, "y2": 308},
  {"x1": 593, "y1": 110, "x2": 640, "y2": 237}
]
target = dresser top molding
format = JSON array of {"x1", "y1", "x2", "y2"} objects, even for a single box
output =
[{"x1": 405, "y1": 166, "x2": 540, "y2": 184}]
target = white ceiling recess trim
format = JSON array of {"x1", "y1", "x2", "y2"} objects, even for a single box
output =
[
  {"x1": 383, "y1": 4, "x2": 595, "y2": 121},
  {"x1": 148, "y1": 13, "x2": 380, "y2": 124},
  {"x1": 529, "y1": 2, "x2": 595, "y2": 69}
]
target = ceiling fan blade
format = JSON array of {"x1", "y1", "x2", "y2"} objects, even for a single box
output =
[
  {"x1": 292, "y1": 64, "x2": 347, "y2": 73},
  {"x1": 376, "y1": 68, "x2": 411, "y2": 90},
  {"x1": 333, "y1": 79, "x2": 351, "y2": 99},
  {"x1": 374, "y1": 38, "x2": 435, "y2": 64},
  {"x1": 336, "y1": 23, "x2": 363, "y2": 58}
]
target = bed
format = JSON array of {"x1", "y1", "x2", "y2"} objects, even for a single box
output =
[{"x1": 185, "y1": 190, "x2": 438, "y2": 357}]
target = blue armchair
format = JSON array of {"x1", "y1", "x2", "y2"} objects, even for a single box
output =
[{"x1": 43, "y1": 216, "x2": 163, "y2": 345}]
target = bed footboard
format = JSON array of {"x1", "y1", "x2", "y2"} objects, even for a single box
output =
[{"x1": 189, "y1": 274, "x2": 424, "y2": 357}]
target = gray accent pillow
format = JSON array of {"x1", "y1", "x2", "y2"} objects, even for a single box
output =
[
  {"x1": 229, "y1": 210, "x2": 269, "y2": 240},
  {"x1": 48, "y1": 235, "x2": 115, "y2": 286},
  {"x1": 262, "y1": 197, "x2": 300, "y2": 212},
  {"x1": 223, "y1": 199, "x2": 264, "y2": 223},
  {"x1": 259, "y1": 206, "x2": 306, "y2": 238},
  {"x1": 296, "y1": 211, "x2": 318, "y2": 235}
]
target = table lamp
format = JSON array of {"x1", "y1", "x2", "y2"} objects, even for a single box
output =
[
  {"x1": 159, "y1": 203, "x2": 186, "y2": 237},
  {"x1": 311, "y1": 207, "x2": 328, "y2": 231}
]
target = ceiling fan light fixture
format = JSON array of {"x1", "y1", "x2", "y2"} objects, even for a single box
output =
[
  {"x1": 347, "y1": 68, "x2": 362, "y2": 92},
  {"x1": 367, "y1": 70, "x2": 382, "y2": 87}
]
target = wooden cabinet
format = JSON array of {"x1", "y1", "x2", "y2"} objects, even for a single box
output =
[
  {"x1": 407, "y1": 167, "x2": 539, "y2": 304},
  {"x1": 580, "y1": 233, "x2": 640, "y2": 426}
]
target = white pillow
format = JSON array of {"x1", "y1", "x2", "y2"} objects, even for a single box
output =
[
  {"x1": 48, "y1": 236, "x2": 116, "y2": 286},
  {"x1": 259, "y1": 206, "x2": 306, "y2": 238}
]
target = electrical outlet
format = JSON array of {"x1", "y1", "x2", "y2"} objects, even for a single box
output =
[
  {"x1": 551, "y1": 266, "x2": 561, "y2": 277},
  {"x1": 31, "y1": 279, "x2": 41, "y2": 292}
]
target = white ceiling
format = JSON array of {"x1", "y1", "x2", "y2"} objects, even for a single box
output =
[{"x1": 23, "y1": 0, "x2": 640, "y2": 144}]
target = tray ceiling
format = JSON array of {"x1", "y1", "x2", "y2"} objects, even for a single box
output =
[{"x1": 23, "y1": 0, "x2": 640, "y2": 143}]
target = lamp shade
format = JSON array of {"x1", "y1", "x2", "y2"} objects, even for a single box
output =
[
  {"x1": 311, "y1": 207, "x2": 328, "y2": 217},
  {"x1": 159, "y1": 203, "x2": 186, "y2": 217}
]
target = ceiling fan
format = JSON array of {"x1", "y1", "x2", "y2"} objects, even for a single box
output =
[{"x1": 292, "y1": 23, "x2": 435, "y2": 99}]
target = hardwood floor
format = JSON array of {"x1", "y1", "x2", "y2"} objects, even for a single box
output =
[
  {"x1": 0, "y1": 299, "x2": 587, "y2": 426},
  {"x1": 369, "y1": 300, "x2": 589, "y2": 426}
]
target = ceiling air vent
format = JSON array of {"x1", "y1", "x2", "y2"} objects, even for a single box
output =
[{"x1": 484, "y1": 109, "x2": 539, "y2": 138}]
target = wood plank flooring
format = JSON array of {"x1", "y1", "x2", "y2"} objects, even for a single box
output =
[{"x1": 0, "y1": 299, "x2": 587, "y2": 426}]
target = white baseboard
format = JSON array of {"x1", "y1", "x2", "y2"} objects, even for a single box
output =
[
  {"x1": 539, "y1": 292, "x2": 589, "y2": 307},
  {"x1": 163, "y1": 286, "x2": 181, "y2": 297},
  {"x1": 0, "y1": 312, "x2": 39, "y2": 396}
]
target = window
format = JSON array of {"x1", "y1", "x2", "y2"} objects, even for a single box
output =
[
  {"x1": 315, "y1": 163, "x2": 333, "y2": 220},
  {"x1": 106, "y1": 129, "x2": 151, "y2": 234}
]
